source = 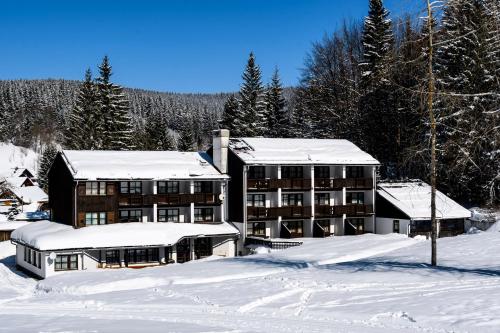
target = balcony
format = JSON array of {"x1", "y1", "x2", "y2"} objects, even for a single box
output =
[
  {"x1": 314, "y1": 204, "x2": 374, "y2": 217},
  {"x1": 314, "y1": 178, "x2": 373, "y2": 190},
  {"x1": 247, "y1": 206, "x2": 312, "y2": 220},
  {"x1": 247, "y1": 178, "x2": 312, "y2": 191},
  {"x1": 118, "y1": 193, "x2": 221, "y2": 207}
]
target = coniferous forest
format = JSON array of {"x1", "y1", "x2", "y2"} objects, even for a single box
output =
[{"x1": 0, "y1": 0, "x2": 498, "y2": 206}]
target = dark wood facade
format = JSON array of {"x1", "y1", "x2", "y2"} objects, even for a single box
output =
[{"x1": 48, "y1": 153, "x2": 75, "y2": 227}]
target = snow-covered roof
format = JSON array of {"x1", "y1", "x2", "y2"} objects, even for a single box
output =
[
  {"x1": 0, "y1": 220, "x2": 33, "y2": 231},
  {"x1": 11, "y1": 220, "x2": 239, "y2": 251},
  {"x1": 7, "y1": 186, "x2": 47, "y2": 204},
  {"x1": 1, "y1": 176, "x2": 33, "y2": 188},
  {"x1": 228, "y1": 138, "x2": 379, "y2": 165},
  {"x1": 61, "y1": 150, "x2": 229, "y2": 180},
  {"x1": 377, "y1": 181, "x2": 471, "y2": 220}
]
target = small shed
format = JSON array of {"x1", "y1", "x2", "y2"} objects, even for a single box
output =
[{"x1": 376, "y1": 181, "x2": 471, "y2": 238}]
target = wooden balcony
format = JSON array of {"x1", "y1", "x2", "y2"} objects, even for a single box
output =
[
  {"x1": 314, "y1": 204, "x2": 374, "y2": 217},
  {"x1": 247, "y1": 178, "x2": 312, "y2": 191},
  {"x1": 247, "y1": 206, "x2": 312, "y2": 220},
  {"x1": 314, "y1": 178, "x2": 373, "y2": 190},
  {"x1": 118, "y1": 193, "x2": 221, "y2": 207}
]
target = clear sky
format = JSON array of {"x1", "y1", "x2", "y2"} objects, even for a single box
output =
[{"x1": 0, "y1": 0, "x2": 410, "y2": 93}]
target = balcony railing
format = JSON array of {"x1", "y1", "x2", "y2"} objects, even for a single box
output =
[
  {"x1": 314, "y1": 204, "x2": 374, "y2": 217},
  {"x1": 248, "y1": 178, "x2": 373, "y2": 191},
  {"x1": 314, "y1": 178, "x2": 373, "y2": 190},
  {"x1": 118, "y1": 193, "x2": 221, "y2": 207},
  {"x1": 247, "y1": 206, "x2": 312, "y2": 220}
]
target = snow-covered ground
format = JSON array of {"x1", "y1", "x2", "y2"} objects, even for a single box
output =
[{"x1": 1, "y1": 229, "x2": 500, "y2": 332}]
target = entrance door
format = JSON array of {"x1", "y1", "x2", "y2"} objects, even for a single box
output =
[
  {"x1": 345, "y1": 218, "x2": 364, "y2": 235},
  {"x1": 176, "y1": 239, "x2": 191, "y2": 263},
  {"x1": 194, "y1": 238, "x2": 213, "y2": 259}
]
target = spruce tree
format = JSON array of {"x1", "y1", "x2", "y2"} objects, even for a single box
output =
[
  {"x1": 177, "y1": 124, "x2": 196, "y2": 151},
  {"x1": 143, "y1": 108, "x2": 176, "y2": 151},
  {"x1": 37, "y1": 144, "x2": 58, "y2": 192},
  {"x1": 65, "y1": 69, "x2": 101, "y2": 150},
  {"x1": 238, "y1": 52, "x2": 266, "y2": 136},
  {"x1": 264, "y1": 68, "x2": 287, "y2": 137},
  {"x1": 219, "y1": 95, "x2": 241, "y2": 135},
  {"x1": 96, "y1": 56, "x2": 133, "y2": 150}
]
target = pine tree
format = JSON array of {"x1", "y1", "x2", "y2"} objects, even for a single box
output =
[
  {"x1": 219, "y1": 95, "x2": 241, "y2": 134},
  {"x1": 264, "y1": 68, "x2": 287, "y2": 137},
  {"x1": 96, "y1": 56, "x2": 133, "y2": 150},
  {"x1": 143, "y1": 108, "x2": 176, "y2": 150},
  {"x1": 177, "y1": 123, "x2": 196, "y2": 151},
  {"x1": 37, "y1": 144, "x2": 58, "y2": 192},
  {"x1": 65, "y1": 69, "x2": 101, "y2": 150},
  {"x1": 359, "y1": 0, "x2": 394, "y2": 89},
  {"x1": 238, "y1": 52, "x2": 266, "y2": 136}
]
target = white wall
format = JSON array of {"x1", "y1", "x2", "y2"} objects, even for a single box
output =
[
  {"x1": 376, "y1": 217, "x2": 410, "y2": 235},
  {"x1": 212, "y1": 237, "x2": 236, "y2": 257}
]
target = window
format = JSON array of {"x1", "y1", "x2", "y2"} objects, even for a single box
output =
[
  {"x1": 248, "y1": 166, "x2": 265, "y2": 179},
  {"x1": 55, "y1": 254, "x2": 78, "y2": 271},
  {"x1": 248, "y1": 222, "x2": 266, "y2": 237},
  {"x1": 125, "y1": 248, "x2": 159, "y2": 264},
  {"x1": 393, "y1": 220, "x2": 400, "y2": 233},
  {"x1": 315, "y1": 166, "x2": 330, "y2": 179},
  {"x1": 316, "y1": 219, "x2": 331, "y2": 233},
  {"x1": 24, "y1": 248, "x2": 41, "y2": 269},
  {"x1": 119, "y1": 209, "x2": 142, "y2": 222},
  {"x1": 85, "y1": 182, "x2": 106, "y2": 195},
  {"x1": 158, "y1": 181, "x2": 179, "y2": 194},
  {"x1": 282, "y1": 193, "x2": 303, "y2": 206},
  {"x1": 314, "y1": 193, "x2": 330, "y2": 206},
  {"x1": 105, "y1": 250, "x2": 120, "y2": 265},
  {"x1": 158, "y1": 208, "x2": 179, "y2": 222},
  {"x1": 346, "y1": 166, "x2": 364, "y2": 178},
  {"x1": 282, "y1": 166, "x2": 303, "y2": 179},
  {"x1": 85, "y1": 212, "x2": 106, "y2": 225},
  {"x1": 194, "y1": 238, "x2": 213, "y2": 259},
  {"x1": 194, "y1": 208, "x2": 213, "y2": 222},
  {"x1": 120, "y1": 181, "x2": 142, "y2": 194},
  {"x1": 346, "y1": 192, "x2": 365, "y2": 204},
  {"x1": 194, "y1": 181, "x2": 213, "y2": 193},
  {"x1": 247, "y1": 194, "x2": 265, "y2": 207},
  {"x1": 345, "y1": 218, "x2": 364, "y2": 235}
]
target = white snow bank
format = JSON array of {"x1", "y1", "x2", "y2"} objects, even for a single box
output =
[
  {"x1": 61, "y1": 150, "x2": 229, "y2": 180},
  {"x1": 11, "y1": 220, "x2": 239, "y2": 251},
  {"x1": 0, "y1": 221, "x2": 33, "y2": 231},
  {"x1": 378, "y1": 181, "x2": 471, "y2": 219},
  {"x1": 0, "y1": 143, "x2": 38, "y2": 178},
  {"x1": 229, "y1": 138, "x2": 379, "y2": 165}
]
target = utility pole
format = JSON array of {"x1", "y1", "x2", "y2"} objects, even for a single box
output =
[{"x1": 426, "y1": 0, "x2": 437, "y2": 266}]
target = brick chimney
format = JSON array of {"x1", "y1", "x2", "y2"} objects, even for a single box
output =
[{"x1": 212, "y1": 129, "x2": 229, "y2": 174}]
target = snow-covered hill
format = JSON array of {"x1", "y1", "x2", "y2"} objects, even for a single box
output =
[
  {"x1": 0, "y1": 142, "x2": 38, "y2": 178},
  {"x1": 1, "y1": 231, "x2": 500, "y2": 332}
]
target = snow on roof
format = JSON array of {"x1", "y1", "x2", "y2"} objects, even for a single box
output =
[
  {"x1": 228, "y1": 138, "x2": 379, "y2": 165},
  {"x1": 0, "y1": 143, "x2": 38, "y2": 178},
  {"x1": 0, "y1": 220, "x2": 33, "y2": 231},
  {"x1": 377, "y1": 181, "x2": 471, "y2": 220},
  {"x1": 1, "y1": 176, "x2": 33, "y2": 188},
  {"x1": 61, "y1": 150, "x2": 229, "y2": 180},
  {"x1": 11, "y1": 220, "x2": 239, "y2": 251},
  {"x1": 8, "y1": 186, "x2": 47, "y2": 204}
]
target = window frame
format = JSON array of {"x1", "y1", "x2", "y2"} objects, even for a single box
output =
[
  {"x1": 85, "y1": 181, "x2": 106, "y2": 196},
  {"x1": 393, "y1": 220, "x2": 400, "y2": 233},
  {"x1": 158, "y1": 208, "x2": 180, "y2": 222},
  {"x1": 54, "y1": 254, "x2": 78, "y2": 271},
  {"x1": 314, "y1": 193, "x2": 330, "y2": 206},
  {"x1": 247, "y1": 194, "x2": 265, "y2": 207},
  {"x1": 282, "y1": 220, "x2": 303, "y2": 234},
  {"x1": 282, "y1": 193, "x2": 303, "y2": 206},
  {"x1": 105, "y1": 250, "x2": 120, "y2": 265},
  {"x1": 125, "y1": 248, "x2": 159, "y2": 264},
  {"x1": 119, "y1": 209, "x2": 142, "y2": 222},
  {"x1": 85, "y1": 212, "x2": 107, "y2": 226},
  {"x1": 194, "y1": 207, "x2": 214, "y2": 222},
  {"x1": 314, "y1": 166, "x2": 330, "y2": 179},
  {"x1": 346, "y1": 192, "x2": 365, "y2": 204},
  {"x1": 119, "y1": 181, "x2": 142, "y2": 194},
  {"x1": 248, "y1": 166, "x2": 265, "y2": 179},
  {"x1": 157, "y1": 181, "x2": 179, "y2": 194},
  {"x1": 194, "y1": 181, "x2": 213, "y2": 194},
  {"x1": 282, "y1": 166, "x2": 303, "y2": 179},
  {"x1": 249, "y1": 222, "x2": 266, "y2": 237},
  {"x1": 346, "y1": 166, "x2": 364, "y2": 178}
]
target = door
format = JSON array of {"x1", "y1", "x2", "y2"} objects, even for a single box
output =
[
  {"x1": 194, "y1": 238, "x2": 213, "y2": 259},
  {"x1": 176, "y1": 239, "x2": 191, "y2": 263}
]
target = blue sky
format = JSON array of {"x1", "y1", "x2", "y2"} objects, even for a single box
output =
[{"x1": 0, "y1": 0, "x2": 409, "y2": 93}]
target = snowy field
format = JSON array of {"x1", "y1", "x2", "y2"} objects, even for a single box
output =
[{"x1": 1, "y1": 229, "x2": 500, "y2": 333}]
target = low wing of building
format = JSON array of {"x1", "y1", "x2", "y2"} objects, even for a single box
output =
[{"x1": 376, "y1": 181, "x2": 471, "y2": 237}]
